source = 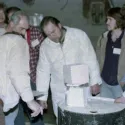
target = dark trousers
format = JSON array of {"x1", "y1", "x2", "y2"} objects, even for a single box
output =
[{"x1": 14, "y1": 81, "x2": 44, "y2": 125}]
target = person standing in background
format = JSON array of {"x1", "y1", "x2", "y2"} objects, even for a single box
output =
[
  {"x1": 6, "y1": 7, "x2": 45, "y2": 90},
  {"x1": 96, "y1": 6, "x2": 125, "y2": 99}
]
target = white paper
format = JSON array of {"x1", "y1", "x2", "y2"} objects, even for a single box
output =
[
  {"x1": 113, "y1": 48, "x2": 121, "y2": 55},
  {"x1": 66, "y1": 87, "x2": 85, "y2": 107},
  {"x1": 89, "y1": 97, "x2": 115, "y2": 103},
  {"x1": 31, "y1": 39, "x2": 39, "y2": 47}
]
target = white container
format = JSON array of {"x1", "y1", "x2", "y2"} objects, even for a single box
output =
[
  {"x1": 63, "y1": 64, "x2": 89, "y2": 86},
  {"x1": 66, "y1": 84, "x2": 90, "y2": 107}
]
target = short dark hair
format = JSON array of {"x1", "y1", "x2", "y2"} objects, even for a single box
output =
[
  {"x1": 6, "y1": 6, "x2": 21, "y2": 23},
  {"x1": 6, "y1": 6, "x2": 21, "y2": 16},
  {"x1": 40, "y1": 16, "x2": 60, "y2": 32},
  {"x1": 107, "y1": 7, "x2": 125, "y2": 29}
]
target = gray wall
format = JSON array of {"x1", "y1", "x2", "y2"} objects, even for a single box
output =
[
  {"x1": 1, "y1": 0, "x2": 124, "y2": 47},
  {"x1": 112, "y1": 0, "x2": 125, "y2": 7}
]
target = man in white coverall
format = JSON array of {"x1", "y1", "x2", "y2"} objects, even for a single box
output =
[
  {"x1": 36, "y1": 16, "x2": 102, "y2": 117},
  {"x1": 0, "y1": 34, "x2": 43, "y2": 124}
]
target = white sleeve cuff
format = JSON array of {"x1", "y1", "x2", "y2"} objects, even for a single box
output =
[
  {"x1": 37, "y1": 95, "x2": 48, "y2": 101},
  {"x1": 122, "y1": 92, "x2": 125, "y2": 97}
]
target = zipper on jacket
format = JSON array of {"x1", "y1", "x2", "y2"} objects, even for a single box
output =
[{"x1": 60, "y1": 43, "x2": 66, "y2": 65}]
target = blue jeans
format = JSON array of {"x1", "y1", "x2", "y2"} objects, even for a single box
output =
[
  {"x1": 4, "y1": 105, "x2": 19, "y2": 125},
  {"x1": 14, "y1": 81, "x2": 44, "y2": 125},
  {"x1": 100, "y1": 80, "x2": 123, "y2": 99}
]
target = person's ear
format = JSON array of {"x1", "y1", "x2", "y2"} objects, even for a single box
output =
[
  {"x1": 58, "y1": 23, "x2": 62, "y2": 29},
  {"x1": 9, "y1": 21, "x2": 15, "y2": 28}
]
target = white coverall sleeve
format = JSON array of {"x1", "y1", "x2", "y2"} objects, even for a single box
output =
[
  {"x1": 79, "y1": 31, "x2": 102, "y2": 86},
  {"x1": 96, "y1": 35, "x2": 102, "y2": 64},
  {"x1": 8, "y1": 37, "x2": 34, "y2": 102},
  {"x1": 123, "y1": 92, "x2": 125, "y2": 97},
  {"x1": 36, "y1": 45, "x2": 50, "y2": 101}
]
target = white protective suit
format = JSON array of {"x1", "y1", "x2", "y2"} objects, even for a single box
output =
[
  {"x1": 0, "y1": 34, "x2": 34, "y2": 112},
  {"x1": 36, "y1": 27, "x2": 102, "y2": 116}
]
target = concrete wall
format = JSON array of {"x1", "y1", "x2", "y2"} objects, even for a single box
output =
[
  {"x1": 3, "y1": 0, "x2": 90, "y2": 28},
  {"x1": 112, "y1": 0, "x2": 125, "y2": 7},
  {"x1": 3, "y1": 0, "x2": 124, "y2": 47}
]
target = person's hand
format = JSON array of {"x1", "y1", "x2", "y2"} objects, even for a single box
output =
[
  {"x1": 91, "y1": 84, "x2": 100, "y2": 95},
  {"x1": 39, "y1": 100, "x2": 48, "y2": 109},
  {"x1": 115, "y1": 96, "x2": 125, "y2": 103},
  {"x1": 27, "y1": 100, "x2": 43, "y2": 117}
]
